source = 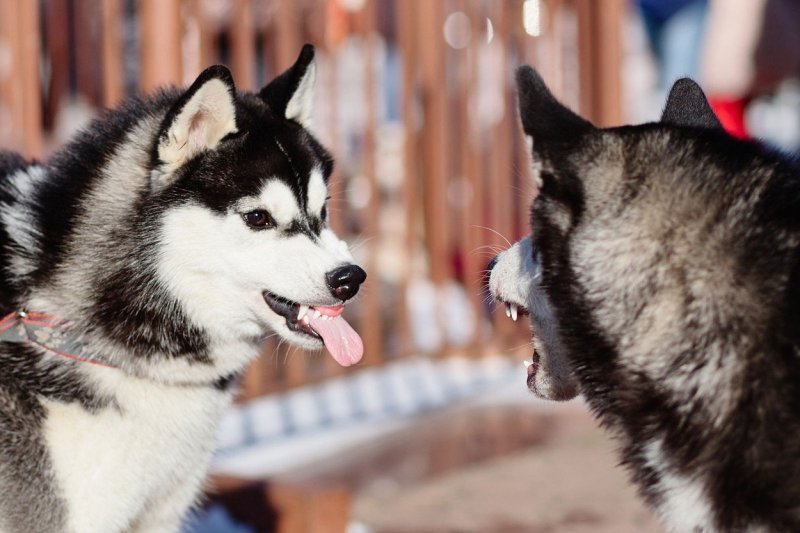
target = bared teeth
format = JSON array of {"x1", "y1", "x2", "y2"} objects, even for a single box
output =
[
  {"x1": 297, "y1": 305, "x2": 309, "y2": 321},
  {"x1": 505, "y1": 303, "x2": 511, "y2": 318},
  {"x1": 510, "y1": 304, "x2": 518, "y2": 322}
]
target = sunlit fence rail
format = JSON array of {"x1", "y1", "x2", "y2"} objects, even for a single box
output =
[{"x1": 0, "y1": 0, "x2": 623, "y2": 400}]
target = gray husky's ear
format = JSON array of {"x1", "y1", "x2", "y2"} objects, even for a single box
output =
[
  {"x1": 515, "y1": 66, "x2": 595, "y2": 151},
  {"x1": 260, "y1": 44, "x2": 316, "y2": 128},
  {"x1": 661, "y1": 78, "x2": 722, "y2": 130},
  {"x1": 154, "y1": 65, "x2": 238, "y2": 183}
]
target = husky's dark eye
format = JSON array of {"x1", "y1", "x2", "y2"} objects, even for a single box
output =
[
  {"x1": 242, "y1": 210, "x2": 276, "y2": 229},
  {"x1": 320, "y1": 195, "x2": 331, "y2": 222}
]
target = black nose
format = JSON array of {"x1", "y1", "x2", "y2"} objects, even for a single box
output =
[
  {"x1": 326, "y1": 265, "x2": 367, "y2": 301},
  {"x1": 487, "y1": 256, "x2": 499, "y2": 273}
]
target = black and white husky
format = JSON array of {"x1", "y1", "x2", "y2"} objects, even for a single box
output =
[
  {"x1": 490, "y1": 68, "x2": 800, "y2": 531},
  {"x1": 0, "y1": 44, "x2": 366, "y2": 532}
]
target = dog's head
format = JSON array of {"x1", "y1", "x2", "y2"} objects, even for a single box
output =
[
  {"x1": 149, "y1": 45, "x2": 364, "y2": 367},
  {"x1": 489, "y1": 66, "x2": 748, "y2": 402}
]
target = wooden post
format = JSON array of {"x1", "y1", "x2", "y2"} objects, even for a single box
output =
[
  {"x1": 74, "y1": 0, "x2": 100, "y2": 106},
  {"x1": 0, "y1": 0, "x2": 42, "y2": 157},
  {"x1": 231, "y1": 0, "x2": 256, "y2": 90},
  {"x1": 101, "y1": 0, "x2": 125, "y2": 107},
  {"x1": 139, "y1": 0, "x2": 183, "y2": 91},
  {"x1": 417, "y1": 0, "x2": 450, "y2": 287},
  {"x1": 357, "y1": 0, "x2": 382, "y2": 366},
  {"x1": 576, "y1": 0, "x2": 624, "y2": 127},
  {"x1": 268, "y1": 483, "x2": 350, "y2": 533},
  {"x1": 19, "y1": 0, "x2": 41, "y2": 157},
  {"x1": 43, "y1": 0, "x2": 69, "y2": 132},
  {"x1": 395, "y1": 0, "x2": 418, "y2": 358},
  {"x1": 187, "y1": 0, "x2": 218, "y2": 73},
  {"x1": 460, "y1": 1, "x2": 487, "y2": 354},
  {"x1": 273, "y1": 0, "x2": 301, "y2": 70},
  {"x1": 487, "y1": 0, "x2": 516, "y2": 341}
]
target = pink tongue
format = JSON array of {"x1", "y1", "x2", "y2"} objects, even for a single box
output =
[{"x1": 308, "y1": 314, "x2": 363, "y2": 367}]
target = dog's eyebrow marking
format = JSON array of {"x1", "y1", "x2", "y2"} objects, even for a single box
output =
[
  {"x1": 274, "y1": 138, "x2": 303, "y2": 193},
  {"x1": 260, "y1": 180, "x2": 300, "y2": 225},
  {"x1": 307, "y1": 167, "x2": 327, "y2": 215}
]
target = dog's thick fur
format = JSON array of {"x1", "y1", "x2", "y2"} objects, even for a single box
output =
[
  {"x1": 490, "y1": 69, "x2": 800, "y2": 531},
  {"x1": 0, "y1": 45, "x2": 364, "y2": 532}
]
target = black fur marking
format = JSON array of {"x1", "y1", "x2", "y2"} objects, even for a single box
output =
[
  {"x1": 259, "y1": 44, "x2": 315, "y2": 121},
  {"x1": 515, "y1": 66, "x2": 595, "y2": 150},
  {"x1": 661, "y1": 78, "x2": 723, "y2": 131},
  {"x1": 212, "y1": 372, "x2": 238, "y2": 391}
]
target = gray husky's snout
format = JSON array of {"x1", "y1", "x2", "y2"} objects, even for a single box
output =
[{"x1": 326, "y1": 264, "x2": 367, "y2": 301}]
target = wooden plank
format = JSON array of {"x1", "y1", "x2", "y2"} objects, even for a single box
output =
[
  {"x1": 18, "y1": 0, "x2": 42, "y2": 157},
  {"x1": 230, "y1": 0, "x2": 256, "y2": 90},
  {"x1": 0, "y1": 0, "x2": 21, "y2": 151},
  {"x1": 187, "y1": 0, "x2": 218, "y2": 73},
  {"x1": 414, "y1": 0, "x2": 450, "y2": 356},
  {"x1": 595, "y1": 0, "x2": 624, "y2": 126},
  {"x1": 417, "y1": 0, "x2": 450, "y2": 287},
  {"x1": 357, "y1": 0, "x2": 382, "y2": 367},
  {"x1": 576, "y1": 0, "x2": 623, "y2": 127},
  {"x1": 460, "y1": 0, "x2": 487, "y2": 355},
  {"x1": 487, "y1": 0, "x2": 516, "y2": 342},
  {"x1": 395, "y1": 0, "x2": 418, "y2": 358},
  {"x1": 273, "y1": 0, "x2": 301, "y2": 69},
  {"x1": 267, "y1": 483, "x2": 350, "y2": 533},
  {"x1": 101, "y1": 0, "x2": 125, "y2": 107},
  {"x1": 74, "y1": 0, "x2": 100, "y2": 106},
  {"x1": 277, "y1": 405, "x2": 552, "y2": 491},
  {"x1": 42, "y1": 0, "x2": 69, "y2": 132},
  {"x1": 139, "y1": 0, "x2": 183, "y2": 91}
]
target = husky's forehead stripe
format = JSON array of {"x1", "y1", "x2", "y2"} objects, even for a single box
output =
[
  {"x1": 267, "y1": 131, "x2": 332, "y2": 214},
  {"x1": 260, "y1": 180, "x2": 300, "y2": 225}
]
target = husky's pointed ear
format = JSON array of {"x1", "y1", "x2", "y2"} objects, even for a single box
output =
[
  {"x1": 153, "y1": 65, "x2": 238, "y2": 185},
  {"x1": 260, "y1": 44, "x2": 316, "y2": 128},
  {"x1": 661, "y1": 78, "x2": 722, "y2": 130},
  {"x1": 515, "y1": 66, "x2": 594, "y2": 153}
]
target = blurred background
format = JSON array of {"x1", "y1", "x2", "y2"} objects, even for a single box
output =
[{"x1": 1, "y1": 0, "x2": 799, "y2": 531}]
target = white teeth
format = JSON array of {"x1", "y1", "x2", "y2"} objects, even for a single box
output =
[
  {"x1": 523, "y1": 360, "x2": 532, "y2": 368},
  {"x1": 505, "y1": 303, "x2": 511, "y2": 318},
  {"x1": 297, "y1": 305, "x2": 309, "y2": 321},
  {"x1": 314, "y1": 310, "x2": 322, "y2": 319},
  {"x1": 510, "y1": 304, "x2": 518, "y2": 322}
]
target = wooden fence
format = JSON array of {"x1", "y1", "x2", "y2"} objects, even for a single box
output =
[{"x1": 0, "y1": 0, "x2": 624, "y2": 400}]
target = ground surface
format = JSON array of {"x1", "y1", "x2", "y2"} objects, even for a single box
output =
[{"x1": 352, "y1": 403, "x2": 662, "y2": 533}]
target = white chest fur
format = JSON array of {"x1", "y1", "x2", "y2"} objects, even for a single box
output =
[{"x1": 42, "y1": 373, "x2": 231, "y2": 533}]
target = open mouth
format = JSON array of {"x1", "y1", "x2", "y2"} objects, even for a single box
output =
[
  {"x1": 496, "y1": 298, "x2": 530, "y2": 322},
  {"x1": 262, "y1": 291, "x2": 364, "y2": 367},
  {"x1": 524, "y1": 349, "x2": 541, "y2": 382},
  {"x1": 494, "y1": 296, "x2": 537, "y2": 379}
]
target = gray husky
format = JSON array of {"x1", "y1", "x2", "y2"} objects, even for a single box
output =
[
  {"x1": 0, "y1": 44, "x2": 366, "y2": 532},
  {"x1": 489, "y1": 68, "x2": 800, "y2": 532}
]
